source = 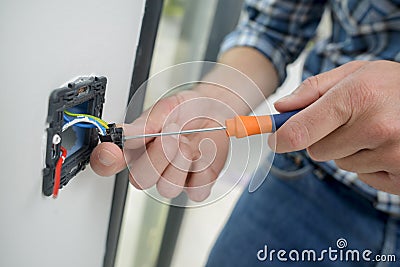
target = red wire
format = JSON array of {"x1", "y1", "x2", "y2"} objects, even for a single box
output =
[{"x1": 52, "y1": 146, "x2": 67, "y2": 198}]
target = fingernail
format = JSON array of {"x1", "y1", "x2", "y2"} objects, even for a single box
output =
[
  {"x1": 98, "y1": 149, "x2": 117, "y2": 166},
  {"x1": 276, "y1": 84, "x2": 305, "y2": 104}
]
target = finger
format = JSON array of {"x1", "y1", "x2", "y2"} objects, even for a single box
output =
[
  {"x1": 128, "y1": 123, "x2": 180, "y2": 189},
  {"x1": 334, "y1": 144, "x2": 400, "y2": 174},
  {"x1": 268, "y1": 62, "x2": 370, "y2": 153},
  {"x1": 268, "y1": 71, "x2": 366, "y2": 153},
  {"x1": 191, "y1": 130, "x2": 229, "y2": 172},
  {"x1": 306, "y1": 101, "x2": 400, "y2": 160},
  {"x1": 122, "y1": 121, "x2": 157, "y2": 149},
  {"x1": 182, "y1": 129, "x2": 227, "y2": 201},
  {"x1": 307, "y1": 112, "x2": 398, "y2": 161},
  {"x1": 156, "y1": 136, "x2": 193, "y2": 198},
  {"x1": 334, "y1": 150, "x2": 382, "y2": 174},
  {"x1": 274, "y1": 61, "x2": 368, "y2": 112},
  {"x1": 90, "y1": 142, "x2": 127, "y2": 176},
  {"x1": 185, "y1": 161, "x2": 219, "y2": 202},
  {"x1": 185, "y1": 146, "x2": 223, "y2": 202},
  {"x1": 306, "y1": 122, "x2": 372, "y2": 161},
  {"x1": 268, "y1": 100, "x2": 349, "y2": 153},
  {"x1": 358, "y1": 172, "x2": 400, "y2": 195}
]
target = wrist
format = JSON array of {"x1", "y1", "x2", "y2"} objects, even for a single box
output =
[
  {"x1": 193, "y1": 47, "x2": 279, "y2": 116},
  {"x1": 193, "y1": 82, "x2": 251, "y2": 116}
]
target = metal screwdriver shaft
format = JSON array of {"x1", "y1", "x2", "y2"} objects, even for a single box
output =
[
  {"x1": 120, "y1": 110, "x2": 301, "y2": 141},
  {"x1": 123, "y1": 126, "x2": 227, "y2": 141}
]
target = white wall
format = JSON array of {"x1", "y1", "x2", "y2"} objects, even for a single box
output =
[{"x1": 0, "y1": 0, "x2": 144, "y2": 266}]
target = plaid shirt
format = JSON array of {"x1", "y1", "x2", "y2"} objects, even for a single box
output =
[{"x1": 221, "y1": 0, "x2": 400, "y2": 214}]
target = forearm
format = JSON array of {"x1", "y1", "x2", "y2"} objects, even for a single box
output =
[
  {"x1": 219, "y1": 47, "x2": 279, "y2": 97},
  {"x1": 195, "y1": 47, "x2": 279, "y2": 115}
]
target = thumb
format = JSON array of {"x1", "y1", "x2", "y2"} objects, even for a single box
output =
[
  {"x1": 274, "y1": 61, "x2": 368, "y2": 112},
  {"x1": 269, "y1": 84, "x2": 352, "y2": 153},
  {"x1": 268, "y1": 61, "x2": 369, "y2": 153}
]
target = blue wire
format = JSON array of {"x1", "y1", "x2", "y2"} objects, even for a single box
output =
[
  {"x1": 63, "y1": 113, "x2": 106, "y2": 134},
  {"x1": 63, "y1": 114, "x2": 94, "y2": 128}
]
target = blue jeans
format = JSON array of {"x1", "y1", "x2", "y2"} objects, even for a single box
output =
[{"x1": 206, "y1": 153, "x2": 400, "y2": 266}]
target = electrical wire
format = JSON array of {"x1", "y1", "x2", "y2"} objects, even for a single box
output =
[
  {"x1": 54, "y1": 111, "x2": 107, "y2": 198},
  {"x1": 63, "y1": 113, "x2": 97, "y2": 129},
  {"x1": 64, "y1": 110, "x2": 109, "y2": 129},
  {"x1": 52, "y1": 146, "x2": 67, "y2": 198},
  {"x1": 62, "y1": 116, "x2": 107, "y2": 135}
]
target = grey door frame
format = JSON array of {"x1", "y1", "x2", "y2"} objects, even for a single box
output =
[
  {"x1": 103, "y1": 1, "x2": 164, "y2": 266},
  {"x1": 103, "y1": 0, "x2": 243, "y2": 266}
]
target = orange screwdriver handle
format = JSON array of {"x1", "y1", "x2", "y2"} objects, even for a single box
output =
[
  {"x1": 225, "y1": 110, "x2": 301, "y2": 138},
  {"x1": 225, "y1": 115, "x2": 272, "y2": 138}
]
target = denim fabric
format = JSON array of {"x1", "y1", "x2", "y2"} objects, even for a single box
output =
[{"x1": 206, "y1": 153, "x2": 400, "y2": 266}]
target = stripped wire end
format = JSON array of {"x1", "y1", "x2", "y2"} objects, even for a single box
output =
[
  {"x1": 99, "y1": 123, "x2": 124, "y2": 149},
  {"x1": 52, "y1": 111, "x2": 109, "y2": 198},
  {"x1": 63, "y1": 110, "x2": 109, "y2": 136},
  {"x1": 64, "y1": 110, "x2": 109, "y2": 129},
  {"x1": 52, "y1": 146, "x2": 67, "y2": 198}
]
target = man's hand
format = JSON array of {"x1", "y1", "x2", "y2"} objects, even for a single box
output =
[
  {"x1": 90, "y1": 89, "x2": 232, "y2": 201},
  {"x1": 268, "y1": 60, "x2": 400, "y2": 194},
  {"x1": 90, "y1": 47, "x2": 279, "y2": 201}
]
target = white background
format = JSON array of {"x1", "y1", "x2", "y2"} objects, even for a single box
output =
[{"x1": 0, "y1": 0, "x2": 144, "y2": 266}]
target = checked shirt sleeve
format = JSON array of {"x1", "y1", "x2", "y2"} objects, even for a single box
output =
[{"x1": 220, "y1": 0, "x2": 327, "y2": 85}]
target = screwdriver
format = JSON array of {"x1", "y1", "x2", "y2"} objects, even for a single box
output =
[{"x1": 123, "y1": 110, "x2": 300, "y2": 141}]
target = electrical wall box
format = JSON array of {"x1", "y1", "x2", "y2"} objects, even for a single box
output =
[{"x1": 43, "y1": 76, "x2": 107, "y2": 196}]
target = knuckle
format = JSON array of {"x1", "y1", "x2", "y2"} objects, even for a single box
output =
[
  {"x1": 334, "y1": 105, "x2": 351, "y2": 125},
  {"x1": 302, "y1": 75, "x2": 320, "y2": 93},
  {"x1": 327, "y1": 98, "x2": 351, "y2": 126},
  {"x1": 349, "y1": 79, "x2": 375, "y2": 108},
  {"x1": 344, "y1": 71, "x2": 382, "y2": 118},
  {"x1": 327, "y1": 85, "x2": 353, "y2": 120},
  {"x1": 369, "y1": 121, "x2": 398, "y2": 143},
  {"x1": 329, "y1": 82, "x2": 361, "y2": 124},
  {"x1": 371, "y1": 60, "x2": 388, "y2": 68},
  {"x1": 346, "y1": 60, "x2": 368, "y2": 69},
  {"x1": 333, "y1": 62, "x2": 372, "y2": 105},
  {"x1": 179, "y1": 141, "x2": 194, "y2": 160},
  {"x1": 284, "y1": 120, "x2": 311, "y2": 151}
]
